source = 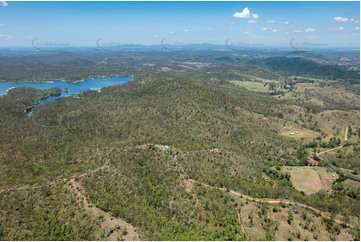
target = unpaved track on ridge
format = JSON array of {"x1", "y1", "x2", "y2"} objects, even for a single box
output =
[
  {"x1": 0, "y1": 165, "x2": 107, "y2": 194},
  {"x1": 185, "y1": 175, "x2": 355, "y2": 228},
  {"x1": 67, "y1": 175, "x2": 138, "y2": 240},
  {"x1": 317, "y1": 126, "x2": 348, "y2": 159},
  {"x1": 1, "y1": 143, "x2": 356, "y2": 238},
  {"x1": 345, "y1": 126, "x2": 348, "y2": 142},
  {"x1": 173, "y1": 150, "x2": 355, "y2": 229},
  {"x1": 0, "y1": 164, "x2": 139, "y2": 240}
]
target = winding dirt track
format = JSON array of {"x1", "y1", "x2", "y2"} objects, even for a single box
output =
[
  {"x1": 186, "y1": 178, "x2": 354, "y2": 228},
  {"x1": 173, "y1": 151, "x2": 355, "y2": 229},
  {"x1": 67, "y1": 175, "x2": 138, "y2": 240},
  {"x1": 0, "y1": 142, "x2": 357, "y2": 239},
  {"x1": 0, "y1": 165, "x2": 107, "y2": 194},
  {"x1": 344, "y1": 126, "x2": 349, "y2": 142},
  {"x1": 0, "y1": 164, "x2": 139, "y2": 240},
  {"x1": 316, "y1": 126, "x2": 348, "y2": 159}
]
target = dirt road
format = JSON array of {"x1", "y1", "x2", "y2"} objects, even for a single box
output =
[
  {"x1": 316, "y1": 126, "x2": 349, "y2": 159},
  {"x1": 176, "y1": 152, "x2": 355, "y2": 229},
  {"x1": 344, "y1": 126, "x2": 348, "y2": 141},
  {"x1": 184, "y1": 177, "x2": 354, "y2": 228},
  {"x1": 1, "y1": 143, "x2": 356, "y2": 238},
  {"x1": 67, "y1": 176, "x2": 138, "y2": 240},
  {"x1": 0, "y1": 164, "x2": 139, "y2": 240}
]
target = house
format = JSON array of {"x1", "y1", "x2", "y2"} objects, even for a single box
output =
[{"x1": 307, "y1": 157, "x2": 319, "y2": 166}]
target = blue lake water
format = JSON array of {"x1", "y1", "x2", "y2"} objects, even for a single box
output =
[{"x1": 0, "y1": 76, "x2": 132, "y2": 116}]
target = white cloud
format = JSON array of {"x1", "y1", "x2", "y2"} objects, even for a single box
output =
[
  {"x1": 244, "y1": 31, "x2": 251, "y2": 34},
  {"x1": 267, "y1": 20, "x2": 275, "y2": 23},
  {"x1": 355, "y1": 20, "x2": 359, "y2": 23},
  {"x1": 305, "y1": 28, "x2": 315, "y2": 32},
  {"x1": 295, "y1": 28, "x2": 316, "y2": 33},
  {"x1": 184, "y1": 29, "x2": 188, "y2": 32},
  {"x1": 0, "y1": 34, "x2": 12, "y2": 38},
  {"x1": 272, "y1": 29, "x2": 278, "y2": 32},
  {"x1": 233, "y1": 7, "x2": 251, "y2": 18},
  {"x1": 0, "y1": 1, "x2": 7, "y2": 7},
  {"x1": 208, "y1": 27, "x2": 212, "y2": 30},
  {"x1": 262, "y1": 27, "x2": 268, "y2": 31},
  {"x1": 284, "y1": 21, "x2": 289, "y2": 24},
  {"x1": 330, "y1": 27, "x2": 344, "y2": 31},
  {"x1": 334, "y1": 17, "x2": 348, "y2": 22},
  {"x1": 248, "y1": 20, "x2": 257, "y2": 24},
  {"x1": 355, "y1": 27, "x2": 360, "y2": 30},
  {"x1": 350, "y1": 18, "x2": 355, "y2": 21},
  {"x1": 233, "y1": 7, "x2": 259, "y2": 19}
]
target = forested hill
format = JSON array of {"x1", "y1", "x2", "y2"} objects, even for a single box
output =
[
  {"x1": 0, "y1": 73, "x2": 359, "y2": 240},
  {"x1": 248, "y1": 57, "x2": 360, "y2": 83}
]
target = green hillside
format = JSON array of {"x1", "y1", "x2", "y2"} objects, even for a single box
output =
[
  {"x1": 249, "y1": 57, "x2": 360, "y2": 83},
  {"x1": 0, "y1": 74, "x2": 359, "y2": 240}
]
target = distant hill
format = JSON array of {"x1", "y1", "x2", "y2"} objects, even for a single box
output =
[
  {"x1": 249, "y1": 57, "x2": 360, "y2": 83},
  {"x1": 286, "y1": 51, "x2": 328, "y2": 60}
]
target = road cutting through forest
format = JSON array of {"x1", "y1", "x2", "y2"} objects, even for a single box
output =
[
  {"x1": 0, "y1": 142, "x2": 356, "y2": 237},
  {"x1": 172, "y1": 147, "x2": 355, "y2": 229},
  {"x1": 316, "y1": 126, "x2": 348, "y2": 159},
  {"x1": 0, "y1": 164, "x2": 139, "y2": 241},
  {"x1": 67, "y1": 173, "x2": 139, "y2": 240}
]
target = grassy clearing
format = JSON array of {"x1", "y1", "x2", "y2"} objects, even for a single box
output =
[
  {"x1": 314, "y1": 110, "x2": 359, "y2": 140},
  {"x1": 279, "y1": 126, "x2": 319, "y2": 143},
  {"x1": 230, "y1": 80, "x2": 271, "y2": 92},
  {"x1": 281, "y1": 166, "x2": 338, "y2": 194},
  {"x1": 281, "y1": 81, "x2": 359, "y2": 110}
]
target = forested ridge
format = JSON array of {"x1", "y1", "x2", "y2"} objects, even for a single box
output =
[{"x1": 249, "y1": 57, "x2": 360, "y2": 83}]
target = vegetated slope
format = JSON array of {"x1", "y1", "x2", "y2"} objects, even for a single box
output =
[
  {"x1": 249, "y1": 57, "x2": 360, "y2": 83},
  {"x1": 286, "y1": 51, "x2": 327, "y2": 60},
  {"x1": 0, "y1": 74, "x2": 359, "y2": 240},
  {"x1": 82, "y1": 146, "x2": 358, "y2": 240}
]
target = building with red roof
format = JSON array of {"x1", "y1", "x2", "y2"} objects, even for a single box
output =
[{"x1": 307, "y1": 157, "x2": 319, "y2": 166}]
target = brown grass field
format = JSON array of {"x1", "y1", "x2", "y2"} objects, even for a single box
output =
[
  {"x1": 279, "y1": 126, "x2": 320, "y2": 143},
  {"x1": 281, "y1": 166, "x2": 338, "y2": 194}
]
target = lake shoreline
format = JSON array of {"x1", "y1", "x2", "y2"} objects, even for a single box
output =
[
  {"x1": 24, "y1": 90, "x2": 65, "y2": 116},
  {"x1": 5, "y1": 75, "x2": 133, "y2": 116},
  {"x1": 1, "y1": 74, "x2": 133, "y2": 85},
  {"x1": 0, "y1": 75, "x2": 133, "y2": 97}
]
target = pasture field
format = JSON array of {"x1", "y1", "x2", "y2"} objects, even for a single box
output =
[
  {"x1": 230, "y1": 80, "x2": 271, "y2": 92},
  {"x1": 279, "y1": 126, "x2": 319, "y2": 143},
  {"x1": 281, "y1": 166, "x2": 338, "y2": 194}
]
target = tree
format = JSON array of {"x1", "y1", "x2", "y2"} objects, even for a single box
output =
[
  {"x1": 248, "y1": 210, "x2": 254, "y2": 226},
  {"x1": 287, "y1": 210, "x2": 293, "y2": 225}
]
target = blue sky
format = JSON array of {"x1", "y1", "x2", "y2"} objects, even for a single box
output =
[{"x1": 0, "y1": 1, "x2": 359, "y2": 48}]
